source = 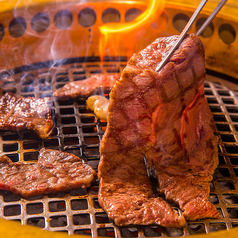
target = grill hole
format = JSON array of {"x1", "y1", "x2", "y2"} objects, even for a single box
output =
[
  {"x1": 71, "y1": 199, "x2": 88, "y2": 210},
  {"x1": 63, "y1": 137, "x2": 79, "y2": 146},
  {"x1": 187, "y1": 223, "x2": 206, "y2": 235},
  {"x1": 216, "y1": 124, "x2": 230, "y2": 131},
  {"x1": 226, "y1": 106, "x2": 238, "y2": 113},
  {"x1": 227, "y1": 208, "x2": 238, "y2": 218},
  {"x1": 24, "y1": 151, "x2": 39, "y2": 161},
  {"x1": 73, "y1": 214, "x2": 90, "y2": 225},
  {"x1": 61, "y1": 116, "x2": 76, "y2": 124},
  {"x1": 95, "y1": 212, "x2": 110, "y2": 224},
  {"x1": 125, "y1": 8, "x2": 142, "y2": 22},
  {"x1": 196, "y1": 17, "x2": 214, "y2": 38},
  {"x1": 60, "y1": 108, "x2": 74, "y2": 115},
  {"x1": 210, "y1": 194, "x2": 219, "y2": 204},
  {"x1": 165, "y1": 227, "x2": 183, "y2": 237},
  {"x1": 207, "y1": 98, "x2": 218, "y2": 104},
  {"x1": 120, "y1": 227, "x2": 139, "y2": 237},
  {"x1": 220, "y1": 134, "x2": 235, "y2": 142},
  {"x1": 209, "y1": 106, "x2": 222, "y2": 112},
  {"x1": 3, "y1": 143, "x2": 18, "y2": 152},
  {"x1": 82, "y1": 125, "x2": 97, "y2": 133},
  {"x1": 78, "y1": 8, "x2": 97, "y2": 27},
  {"x1": 4, "y1": 205, "x2": 21, "y2": 216},
  {"x1": 213, "y1": 115, "x2": 227, "y2": 122},
  {"x1": 173, "y1": 13, "x2": 189, "y2": 33},
  {"x1": 102, "y1": 8, "x2": 120, "y2": 23},
  {"x1": 84, "y1": 147, "x2": 100, "y2": 156},
  {"x1": 50, "y1": 215, "x2": 67, "y2": 227},
  {"x1": 31, "y1": 12, "x2": 50, "y2": 33},
  {"x1": 62, "y1": 126, "x2": 77, "y2": 134},
  {"x1": 222, "y1": 98, "x2": 234, "y2": 104},
  {"x1": 23, "y1": 141, "x2": 40, "y2": 149},
  {"x1": 98, "y1": 228, "x2": 115, "y2": 237},
  {"x1": 44, "y1": 138, "x2": 59, "y2": 147},
  {"x1": 27, "y1": 203, "x2": 44, "y2": 214},
  {"x1": 93, "y1": 198, "x2": 101, "y2": 208},
  {"x1": 222, "y1": 194, "x2": 238, "y2": 204},
  {"x1": 225, "y1": 145, "x2": 238, "y2": 154},
  {"x1": 9, "y1": 17, "x2": 26, "y2": 38},
  {"x1": 218, "y1": 90, "x2": 230, "y2": 96},
  {"x1": 234, "y1": 168, "x2": 238, "y2": 177},
  {"x1": 56, "y1": 76, "x2": 69, "y2": 83},
  {"x1": 205, "y1": 90, "x2": 214, "y2": 95},
  {"x1": 2, "y1": 132, "x2": 19, "y2": 140},
  {"x1": 21, "y1": 85, "x2": 34, "y2": 93},
  {"x1": 54, "y1": 10, "x2": 73, "y2": 29},
  {"x1": 143, "y1": 226, "x2": 162, "y2": 237},
  {"x1": 49, "y1": 201, "x2": 66, "y2": 212},
  {"x1": 217, "y1": 180, "x2": 235, "y2": 190},
  {"x1": 230, "y1": 115, "x2": 238, "y2": 122},
  {"x1": 230, "y1": 157, "x2": 238, "y2": 165},
  {"x1": 27, "y1": 217, "x2": 45, "y2": 228},
  {"x1": 7, "y1": 153, "x2": 19, "y2": 162},
  {"x1": 84, "y1": 136, "x2": 99, "y2": 145},
  {"x1": 3, "y1": 191, "x2": 21, "y2": 202},
  {"x1": 81, "y1": 116, "x2": 95, "y2": 123},
  {"x1": 219, "y1": 23, "x2": 236, "y2": 44},
  {"x1": 219, "y1": 156, "x2": 226, "y2": 165},
  {"x1": 69, "y1": 188, "x2": 87, "y2": 196},
  {"x1": 209, "y1": 222, "x2": 227, "y2": 232}
]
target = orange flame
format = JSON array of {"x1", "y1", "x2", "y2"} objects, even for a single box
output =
[{"x1": 99, "y1": 0, "x2": 166, "y2": 61}]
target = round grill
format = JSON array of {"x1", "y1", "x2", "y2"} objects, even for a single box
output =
[
  {"x1": 0, "y1": 0, "x2": 238, "y2": 237},
  {"x1": 1, "y1": 60, "x2": 238, "y2": 237}
]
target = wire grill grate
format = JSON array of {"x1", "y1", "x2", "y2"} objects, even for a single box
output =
[{"x1": 0, "y1": 60, "x2": 238, "y2": 237}]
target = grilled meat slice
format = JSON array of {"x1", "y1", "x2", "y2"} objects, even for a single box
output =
[
  {"x1": 53, "y1": 74, "x2": 120, "y2": 100},
  {"x1": 99, "y1": 148, "x2": 186, "y2": 228},
  {"x1": 0, "y1": 148, "x2": 97, "y2": 197},
  {"x1": 98, "y1": 33, "x2": 219, "y2": 226},
  {"x1": 0, "y1": 92, "x2": 53, "y2": 139}
]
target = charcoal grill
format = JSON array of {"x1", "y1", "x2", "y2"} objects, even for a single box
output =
[{"x1": 0, "y1": 0, "x2": 238, "y2": 237}]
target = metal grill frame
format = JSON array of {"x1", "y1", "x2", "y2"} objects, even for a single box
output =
[{"x1": 0, "y1": 61, "x2": 238, "y2": 237}]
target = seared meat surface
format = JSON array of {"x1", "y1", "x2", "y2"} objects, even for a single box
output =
[
  {"x1": 0, "y1": 93, "x2": 53, "y2": 139},
  {"x1": 54, "y1": 74, "x2": 120, "y2": 100},
  {"x1": 98, "y1": 34, "x2": 219, "y2": 227},
  {"x1": 0, "y1": 148, "x2": 97, "y2": 197}
]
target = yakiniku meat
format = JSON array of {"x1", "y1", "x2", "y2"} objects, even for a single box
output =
[
  {"x1": 53, "y1": 73, "x2": 120, "y2": 100},
  {"x1": 98, "y1": 33, "x2": 219, "y2": 227},
  {"x1": 0, "y1": 148, "x2": 97, "y2": 197},
  {"x1": 0, "y1": 92, "x2": 53, "y2": 139},
  {"x1": 86, "y1": 95, "x2": 109, "y2": 120}
]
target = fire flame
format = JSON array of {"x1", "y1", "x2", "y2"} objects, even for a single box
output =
[{"x1": 99, "y1": 0, "x2": 166, "y2": 61}]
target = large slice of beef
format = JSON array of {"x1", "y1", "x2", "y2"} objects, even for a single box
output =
[
  {"x1": 98, "y1": 33, "x2": 219, "y2": 227},
  {"x1": 53, "y1": 74, "x2": 120, "y2": 100},
  {"x1": 0, "y1": 148, "x2": 97, "y2": 197},
  {"x1": 0, "y1": 92, "x2": 53, "y2": 139}
]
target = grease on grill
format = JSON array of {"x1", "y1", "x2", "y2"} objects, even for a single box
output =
[{"x1": 0, "y1": 62, "x2": 238, "y2": 237}]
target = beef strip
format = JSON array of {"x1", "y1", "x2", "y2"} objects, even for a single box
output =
[
  {"x1": 0, "y1": 148, "x2": 97, "y2": 197},
  {"x1": 53, "y1": 73, "x2": 120, "y2": 100},
  {"x1": 0, "y1": 92, "x2": 53, "y2": 139},
  {"x1": 98, "y1": 33, "x2": 219, "y2": 227}
]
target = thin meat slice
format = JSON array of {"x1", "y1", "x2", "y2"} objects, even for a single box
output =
[
  {"x1": 99, "y1": 33, "x2": 218, "y2": 227},
  {"x1": 0, "y1": 92, "x2": 53, "y2": 139},
  {"x1": 0, "y1": 148, "x2": 97, "y2": 197},
  {"x1": 53, "y1": 74, "x2": 120, "y2": 100}
]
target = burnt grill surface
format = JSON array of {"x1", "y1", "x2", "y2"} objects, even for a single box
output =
[{"x1": 0, "y1": 60, "x2": 238, "y2": 237}]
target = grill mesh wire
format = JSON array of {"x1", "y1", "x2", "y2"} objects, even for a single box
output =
[{"x1": 0, "y1": 60, "x2": 238, "y2": 237}]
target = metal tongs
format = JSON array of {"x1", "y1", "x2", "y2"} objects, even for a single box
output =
[{"x1": 155, "y1": 0, "x2": 228, "y2": 72}]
